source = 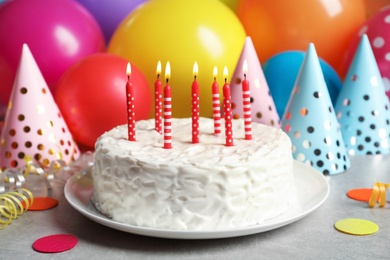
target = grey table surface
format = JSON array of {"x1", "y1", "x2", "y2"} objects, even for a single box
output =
[{"x1": 1, "y1": 155, "x2": 389, "y2": 260}]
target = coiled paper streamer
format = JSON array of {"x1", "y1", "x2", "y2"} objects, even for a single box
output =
[
  {"x1": 0, "y1": 152, "x2": 93, "y2": 228},
  {"x1": 0, "y1": 152, "x2": 93, "y2": 194},
  {"x1": 369, "y1": 182, "x2": 389, "y2": 208},
  {"x1": 0, "y1": 188, "x2": 33, "y2": 229}
]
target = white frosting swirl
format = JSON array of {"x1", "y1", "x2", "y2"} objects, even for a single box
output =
[{"x1": 92, "y1": 118, "x2": 295, "y2": 230}]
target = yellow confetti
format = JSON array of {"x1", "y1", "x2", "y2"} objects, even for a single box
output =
[{"x1": 335, "y1": 218, "x2": 379, "y2": 236}]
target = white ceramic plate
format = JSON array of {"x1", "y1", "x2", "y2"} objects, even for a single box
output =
[{"x1": 64, "y1": 161, "x2": 329, "y2": 239}]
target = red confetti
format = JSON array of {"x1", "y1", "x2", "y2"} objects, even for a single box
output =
[
  {"x1": 22, "y1": 197, "x2": 58, "y2": 211},
  {"x1": 347, "y1": 188, "x2": 378, "y2": 202},
  {"x1": 32, "y1": 234, "x2": 78, "y2": 253}
]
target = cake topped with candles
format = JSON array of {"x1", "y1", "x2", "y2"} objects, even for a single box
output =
[
  {"x1": 92, "y1": 117, "x2": 295, "y2": 230},
  {"x1": 91, "y1": 60, "x2": 296, "y2": 231}
]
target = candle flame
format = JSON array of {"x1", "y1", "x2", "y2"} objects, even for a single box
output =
[
  {"x1": 243, "y1": 59, "x2": 248, "y2": 75},
  {"x1": 213, "y1": 66, "x2": 218, "y2": 78},
  {"x1": 165, "y1": 61, "x2": 171, "y2": 81},
  {"x1": 156, "y1": 60, "x2": 161, "y2": 76},
  {"x1": 223, "y1": 66, "x2": 228, "y2": 79},
  {"x1": 126, "y1": 62, "x2": 131, "y2": 76},
  {"x1": 193, "y1": 61, "x2": 198, "y2": 78}
]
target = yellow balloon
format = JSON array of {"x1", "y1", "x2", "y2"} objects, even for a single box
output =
[{"x1": 108, "y1": 0, "x2": 246, "y2": 118}]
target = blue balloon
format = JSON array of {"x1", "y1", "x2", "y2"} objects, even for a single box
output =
[
  {"x1": 263, "y1": 51, "x2": 342, "y2": 118},
  {"x1": 76, "y1": 0, "x2": 147, "y2": 44}
]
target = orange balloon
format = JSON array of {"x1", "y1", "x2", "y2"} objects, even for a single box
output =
[{"x1": 237, "y1": 0, "x2": 367, "y2": 77}]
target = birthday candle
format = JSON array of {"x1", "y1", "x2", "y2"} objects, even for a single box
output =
[
  {"x1": 126, "y1": 62, "x2": 136, "y2": 141},
  {"x1": 155, "y1": 61, "x2": 162, "y2": 134},
  {"x1": 212, "y1": 66, "x2": 221, "y2": 135},
  {"x1": 242, "y1": 59, "x2": 252, "y2": 140},
  {"x1": 163, "y1": 62, "x2": 172, "y2": 149},
  {"x1": 192, "y1": 61, "x2": 199, "y2": 143},
  {"x1": 223, "y1": 66, "x2": 233, "y2": 146}
]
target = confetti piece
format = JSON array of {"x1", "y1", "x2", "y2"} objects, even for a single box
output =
[
  {"x1": 22, "y1": 197, "x2": 58, "y2": 211},
  {"x1": 32, "y1": 234, "x2": 78, "y2": 253},
  {"x1": 334, "y1": 218, "x2": 379, "y2": 236},
  {"x1": 347, "y1": 188, "x2": 376, "y2": 202}
]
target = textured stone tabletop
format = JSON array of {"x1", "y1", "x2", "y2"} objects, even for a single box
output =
[{"x1": 1, "y1": 155, "x2": 389, "y2": 260}]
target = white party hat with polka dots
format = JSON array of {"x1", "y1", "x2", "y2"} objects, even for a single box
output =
[
  {"x1": 282, "y1": 43, "x2": 350, "y2": 175},
  {"x1": 0, "y1": 44, "x2": 80, "y2": 169},
  {"x1": 335, "y1": 34, "x2": 390, "y2": 155},
  {"x1": 230, "y1": 36, "x2": 280, "y2": 127}
]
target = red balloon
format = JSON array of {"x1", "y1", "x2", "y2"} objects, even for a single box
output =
[{"x1": 55, "y1": 53, "x2": 152, "y2": 149}]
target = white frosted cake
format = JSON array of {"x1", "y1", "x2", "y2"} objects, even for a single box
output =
[{"x1": 92, "y1": 117, "x2": 295, "y2": 231}]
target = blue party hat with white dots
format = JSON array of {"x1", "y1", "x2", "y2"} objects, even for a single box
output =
[
  {"x1": 282, "y1": 43, "x2": 350, "y2": 175},
  {"x1": 335, "y1": 34, "x2": 390, "y2": 156}
]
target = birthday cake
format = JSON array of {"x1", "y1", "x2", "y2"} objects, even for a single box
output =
[{"x1": 92, "y1": 117, "x2": 296, "y2": 231}]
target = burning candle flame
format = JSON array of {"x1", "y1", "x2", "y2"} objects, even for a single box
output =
[
  {"x1": 126, "y1": 62, "x2": 131, "y2": 77},
  {"x1": 213, "y1": 66, "x2": 218, "y2": 78},
  {"x1": 193, "y1": 61, "x2": 198, "y2": 78},
  {"x1": 243, "y1": 59, "x2": 248, "y2": 76},
  {"x1": 223, "y1": 66, "x2": 228, "y2": 81},
  {"x1": 165, "y1": 61, "x2": 171, "y2": 82},
  {"x1": 156, "y1": 60, "x2": 161, "y2": 77}
]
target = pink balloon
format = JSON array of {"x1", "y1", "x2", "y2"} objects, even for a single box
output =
[
  {"x1": 0, "y1": 0, "x2": 105, "y2": 106},
  {"x1": 343, "y1": 6, "x2": 390, "y2": 99}
]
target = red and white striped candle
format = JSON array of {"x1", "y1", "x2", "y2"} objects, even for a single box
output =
[
  {"x1": 155, "y1": 61, "x2": 162, "y2": 134},
  {"x1": 126, "y1": 62, "x2": 136, "y2": 141},
  {"x1": 242, "y1": 59, "x2": 252, "y2": 140},
  {"x1": 192, "y1": 62, "x2": 200, "y2": 143},
  {"x1": 212, "y1": 66, "x2": 221, "y2": 135},
  {"x1": 163, "y1": 62, "x2": 172, "y2": 149},
  {"x1": 223, "y1": 66, "x2": 233, "y2": 146}
]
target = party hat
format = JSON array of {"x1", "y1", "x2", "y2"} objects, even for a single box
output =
[
  {"x1": 0, "y1": 44, "x2": 80, "y2": 169},
  {"x1": 282, "y1": 43, "x2": 350, "y2": 175},
  {"x1": 335, "y1": 34, "x2": 390, "y2": 155},
  {"x1": 231, "y1": 36, "x2": 280, "y2": 127}
]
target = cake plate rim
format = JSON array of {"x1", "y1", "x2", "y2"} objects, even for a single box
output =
[{"x1": 64, "y1": 160, "x2": 330, "y2": 239}]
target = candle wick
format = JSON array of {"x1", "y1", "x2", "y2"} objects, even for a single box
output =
[
  {"x1": 166, "y1": 78, "x2": 169, "y2": 84},
  {"x1": 157, "y1": 74, "x2": 160, "y2": 79},
  {"x1": 214, "y1": 77, "x2": 216, "y2": 82},
  {"x1": 194, "y1": 75, "x2": 197, "y2": 81},
  {"x1": 224, "y1": 78, "x2": 227, "y2": 83},
  {"x1": 127, "y1": 75, "x2": 130, "y2": 81},
  {"x1": 244, "y1": 73, "x2": 247, "y2": 79}
]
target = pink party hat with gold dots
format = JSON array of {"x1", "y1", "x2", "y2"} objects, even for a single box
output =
[
  {"x1": 0, "y1": 44, "x2": 80, "y2": 169},
  {"x1": 231, "y1": 36, "x2": 280, "y2": 127}
]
